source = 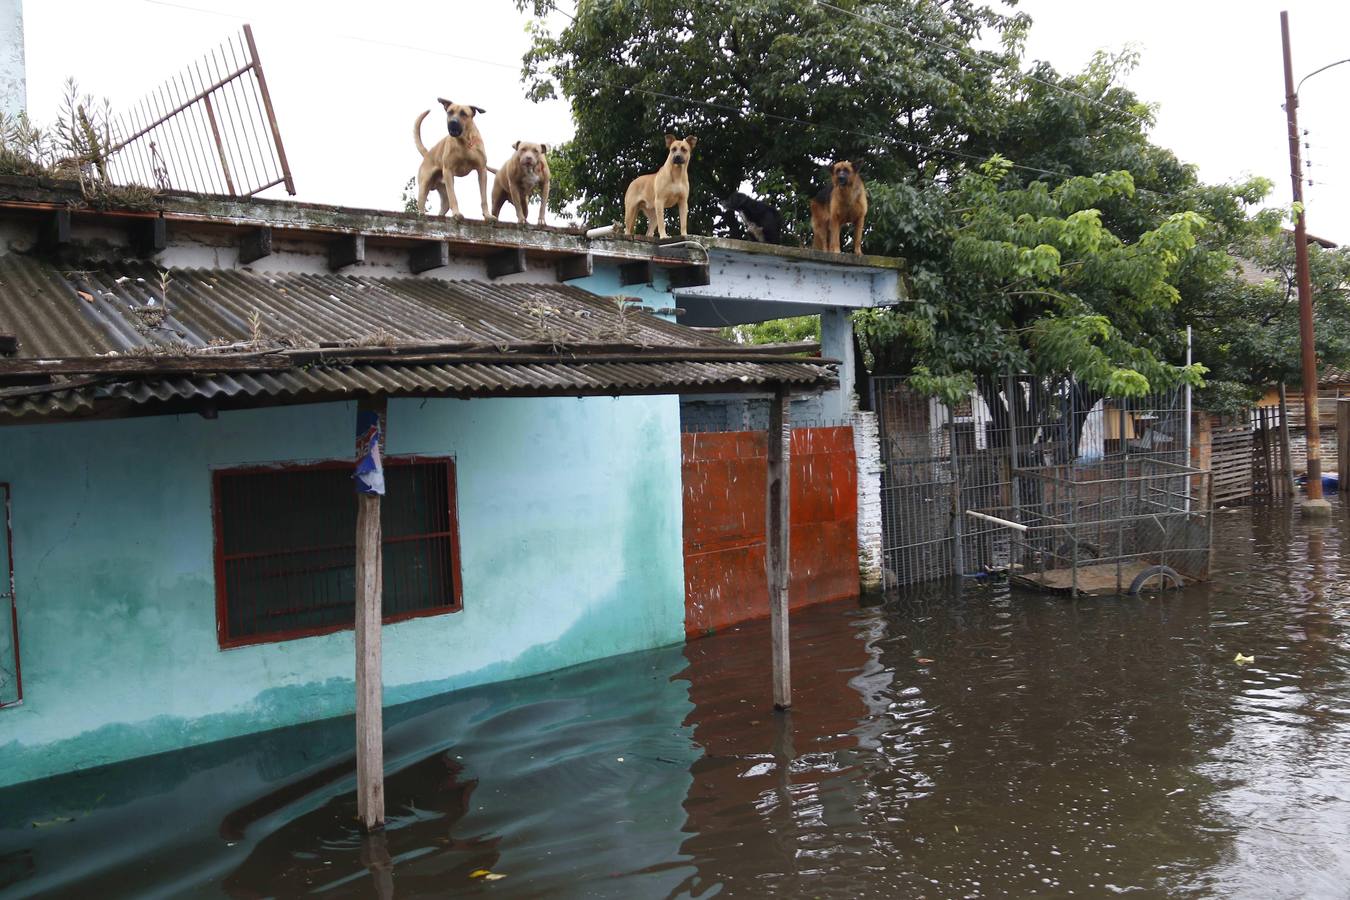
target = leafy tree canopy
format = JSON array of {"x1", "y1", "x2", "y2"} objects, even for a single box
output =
[
  {"x1": 720, "y1": 315, "x2": 820, "y2": 346},
  {"x1": 1182, "y1": 232, "x2": 1350, "y2": 412},
  {"x1": 518, "y1": 0, "x2": 1024, "y2": 237},
  {"x1": 515, "y1": 0, "x2": 1298, "y2": 405}
]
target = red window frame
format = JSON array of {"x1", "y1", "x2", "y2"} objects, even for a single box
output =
[{"x1": 211, "y1": 456, "x2": 463, "y2": 649}]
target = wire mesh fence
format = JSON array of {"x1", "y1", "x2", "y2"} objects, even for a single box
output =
[
  {"x1": 872, "y1": 373, "x2": 1208, "y2": 594},
  {"x1": 105, "y1": 25, "x2": 294, "y2": 197}
]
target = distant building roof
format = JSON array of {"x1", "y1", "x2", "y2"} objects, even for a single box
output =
[{"x1": 0, "y1": 256, "x2": 836, "y2": 423}]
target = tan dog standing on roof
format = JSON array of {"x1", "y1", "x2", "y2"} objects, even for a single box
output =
[
  {"x1": 624, "y1": 134, "x2": 698, "y2": 238},
  {"x1": 413, "y1": 99, "x2": 493, "y2": 221},
  {"x1": 810, "y1": 160, "x2": 868, "y2": 255},
  {"x1": 491, "y1": 142, "x2": 551, "y2": 226}
]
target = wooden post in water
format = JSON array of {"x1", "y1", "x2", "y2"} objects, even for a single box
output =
[
  {"x1": 1337, "y1": 398, "x2": 1350, "y2": 492},
  {"x1": 1191, "y1": 412, "x2": 1212, "y2": 508},
  {"x1": 766, "y1": 386, "x2": 792, "y2": 710},
  {"x1": 355, "y1": 396, "x2": 387, "y2": 830},
  {"x1": 1278, "y1": 383, "x2": 1296, "y2": 497}
]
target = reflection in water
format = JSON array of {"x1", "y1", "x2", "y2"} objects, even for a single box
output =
[{"x1": 2, "y1": 503, "x2": 1350, "y2": 897}]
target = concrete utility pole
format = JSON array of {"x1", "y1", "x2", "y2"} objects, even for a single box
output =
[{"x1": 1280, "y1": 11, "x2": 1331, "y2": 515}]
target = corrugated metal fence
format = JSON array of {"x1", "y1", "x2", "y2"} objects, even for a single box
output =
[{"x1": 682, "y1": 421, "x2": 859, "y2": 637}]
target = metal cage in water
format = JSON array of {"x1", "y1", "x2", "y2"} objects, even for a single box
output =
[{"x1": 975, "y1": 455, "x2": 1212, "y2": 597}]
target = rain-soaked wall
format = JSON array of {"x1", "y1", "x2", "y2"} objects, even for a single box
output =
[
  {"x1": 0, "y1": 393, "x2": 684, "y2": 787},
  {"x1": 682, "y1": 426, "x2": 859, "y2": 637}
]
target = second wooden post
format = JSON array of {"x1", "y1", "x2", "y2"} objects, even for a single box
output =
[
  {"x1": 355, "y1": 396, "x2": 387, "y2": 831},
  {"x1": 766, "y1": 386, "x2": 792, "y2": 710},
  {"x1": 1337, "y1": 398, "x2": 1350, "y2": 491}
]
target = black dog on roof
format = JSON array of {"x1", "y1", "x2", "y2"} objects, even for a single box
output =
[{"x1": 722, "y1": 192, "x2": 783, "y2": 244}]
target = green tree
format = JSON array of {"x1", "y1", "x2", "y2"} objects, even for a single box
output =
[
  {"x1": 1183, "y1": 232, "x2": 1350, "y2": 413},
  {"x1": 515, "y1": 0, "x2": 1274, "y2": 407},
  {"x1": 720, "y1": 314, "x2": 820, "y2": 345},
  {"x1": 517, "y1": 0, "x2": 1026, "y2": 238},
  {"x1": 858, "y1": 157, "x2": 1207, "y2": 406}
]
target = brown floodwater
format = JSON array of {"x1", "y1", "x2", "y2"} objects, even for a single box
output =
[{"x1": 3, "y1": 501, "x2": 1350, "y2": 898}]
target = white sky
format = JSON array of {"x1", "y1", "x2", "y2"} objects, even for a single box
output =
[
  {"x1": 1015, "y1": 0, "x2": 1350, "y2": 243},
  {"x1": 20, "y1": 0, "x2": 1350, "y2": 241}
]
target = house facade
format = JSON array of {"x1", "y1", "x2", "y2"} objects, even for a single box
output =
[{"x1": 0, "y1": 178, "x2": 902, "y2": 787}]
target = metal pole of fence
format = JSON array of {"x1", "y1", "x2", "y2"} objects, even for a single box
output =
[
  {"x1": 1185, "y1": 326, "x2": 1193, "y2": 512},
  {"x1": 1069, "y1": 473, "x2": 1079, "y2": 599},
  {"x1": 948, "y1": 402, "x2": 964, "y2": 578},
  {"x1": 1007, "y1": 371, "x2": 1024, "y2": 572}
]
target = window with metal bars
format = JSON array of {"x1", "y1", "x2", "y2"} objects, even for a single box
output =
[{"x1": 212, "y1": 458, "x2": 462, "y2": 648}]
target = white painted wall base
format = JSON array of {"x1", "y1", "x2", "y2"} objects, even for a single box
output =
[{"x1": 851, "y1": 407, "x2": 884, "y2": 594}]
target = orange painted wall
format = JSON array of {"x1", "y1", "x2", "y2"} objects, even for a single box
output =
[{"x1": 682, "y1": 426, "x2": 859, "y2": 638}]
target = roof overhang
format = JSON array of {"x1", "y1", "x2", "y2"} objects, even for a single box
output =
[{"x1": 0, "y1": 255, "x2": 837, "y2": 425}]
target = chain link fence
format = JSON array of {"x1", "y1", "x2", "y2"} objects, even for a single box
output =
[{"x1": 872, "y1": 374, "x2": 1205, "y2": 593}]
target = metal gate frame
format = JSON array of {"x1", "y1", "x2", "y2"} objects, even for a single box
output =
[
  {"x1": 872, "y1": 374, "x2": 1195, "y2": 590},
  {"x1": 105, "y1": 24, "x2": 295, "y2": 198}
]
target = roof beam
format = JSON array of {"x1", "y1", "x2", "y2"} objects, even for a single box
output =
[
  {"x1": 0, "y1": 353, "x2": 293, "y2": 378},
  {"x1": 485, "y1": 247, "x2": 527, "y2": 280},
  {"x1": 284, "y1": 340, "x2": 822, "y2": 361},
  {"x1": 619, "y1": 260, "x2": 654, "y2": 286},
  {"x1": 133, "y1": 216, "x2": 167, "y2": 258},
  {"x1": 239, "y1": 227, "x2": 273, "y2": 264},
  {"x1": 328, "y1": 234, "x2": 365, "y2": 271},
  {"x1": 40, "y1": 209, "x2": 70, "y2": 252},
  {"x1": 409, "y1": 240, "x2": 449, "y2": 274},
  {"x1": 667, "y1": 264, "x2": 711, "y2": 289},
  {"x1": 303, "y1": 351, "x2": 836, "y2": 367},
  {"x1": 555, "y1": 252, "x2": 593, "y2": 282}
]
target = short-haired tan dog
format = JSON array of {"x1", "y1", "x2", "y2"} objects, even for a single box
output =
[
  {"x1": 491, "y1": 141, "x2": 551, "y2": 226},
  {"x1": 624, "y1": 134, "x2": 698, "y2": 238},
  {"x1": 810, "y1": 160, "x2": 868, "y2": 254},
  {"x1": 413, "y1": 99, "x2": 493, "y2": 221}
]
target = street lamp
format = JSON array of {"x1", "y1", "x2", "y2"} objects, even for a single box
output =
[{"x1": 1280, "y1": 11, "x2": 1343, "y2": 515}]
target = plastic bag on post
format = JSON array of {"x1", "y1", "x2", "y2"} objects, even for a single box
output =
[{"x1": 355, "y1": 409, "x2": 385, "y2": 495}]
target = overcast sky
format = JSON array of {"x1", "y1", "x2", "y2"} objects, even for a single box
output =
[{"x1": 20, "y1": 0, "x2": 1350, "y2": 241}]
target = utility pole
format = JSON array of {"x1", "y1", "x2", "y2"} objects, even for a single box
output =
[{"x1": 1281, "y1": 11, "x2": 1331, "y2": 515}]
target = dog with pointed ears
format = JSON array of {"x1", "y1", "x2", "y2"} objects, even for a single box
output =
[
  {"x1": 810, "y1": 160, "x2": 868, "y2": 254},
  {"x1": 413, "y1": 99, "x2": 493, "y2": 221},
  {"x1": 624, "y1": 134, "x2": 698, "y2": 238}
]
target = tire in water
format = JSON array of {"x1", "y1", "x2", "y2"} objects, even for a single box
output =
[{"x1": 1128, "y1": 564, "x2": 1182, "y2": 595}]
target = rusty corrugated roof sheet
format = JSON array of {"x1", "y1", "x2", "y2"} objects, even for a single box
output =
[{"x1": 0, "y1": 255, "x2": 834, "y2": 421}]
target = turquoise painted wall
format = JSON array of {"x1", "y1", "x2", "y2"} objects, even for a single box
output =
[
  {"x1": 0, "y1": 393, "x2": 685, "y2": 787},
  {"x1": 572, "y1": 261, "x2": 677, "y2": 311}
]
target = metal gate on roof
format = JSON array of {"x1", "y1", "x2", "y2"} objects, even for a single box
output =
[{"x1": 105, "y1": 25, "x2": 295, "y2": 197}]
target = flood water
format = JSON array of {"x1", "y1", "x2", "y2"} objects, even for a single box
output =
[{"x1": 4, "y1": 501, "x2": 1350, "y2": 898}]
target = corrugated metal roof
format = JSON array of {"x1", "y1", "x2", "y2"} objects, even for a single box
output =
[{"x1": 0, "y1": 255, "x2": 834, "y2": 421}]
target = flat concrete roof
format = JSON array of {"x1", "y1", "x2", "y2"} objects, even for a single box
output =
[{"x1": 0, "y1": 175, "x2": 907, "y2": 275}]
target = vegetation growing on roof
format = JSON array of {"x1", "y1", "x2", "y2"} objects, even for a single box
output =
[{"x1": 0, "y1": 79, "x2": 159, "y2": 211}]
